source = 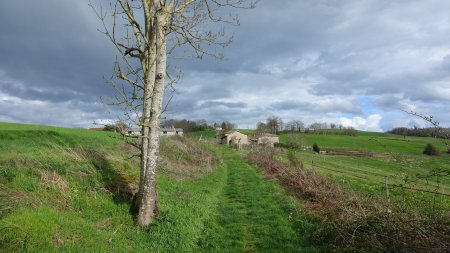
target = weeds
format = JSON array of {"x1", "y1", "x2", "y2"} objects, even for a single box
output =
[
  {"x1": 158, "y1": 136, "x2": 220, "y2": 180},
  {"x1": 247, "y1": 149, "x2": 450, "y2": 252}
]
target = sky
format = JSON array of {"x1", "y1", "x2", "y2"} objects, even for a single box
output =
[{"x1": 1, "y1": 0, "x2": 449, "y2": 132}]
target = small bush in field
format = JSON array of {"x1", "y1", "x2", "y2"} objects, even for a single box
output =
[
  {"x1": 312, "y1": 143, "x2": 320, "y2": 153},
  {"x1": 423, "y1": 144, "x2": 439, "y2": 155}
]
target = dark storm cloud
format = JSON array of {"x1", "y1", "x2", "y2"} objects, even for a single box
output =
[
  {"x1": 0, "y1": 82, "x2": 82, "y2": 103},
  {"x1": 1, "y1": 0, "x2": 450, "y2": 129},
  {"x1": 0, "y1": 0, "x2": 115, "y2": 100}
]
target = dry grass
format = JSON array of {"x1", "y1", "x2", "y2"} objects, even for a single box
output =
[
  {"x1": 158, "y1": 136, "x2": 220, "y2": 180},
  {"x1": 247, "y1": 148, "x2": 450, "y2": 253},
  {"x1": 39, "y1": 170, "x2": 68, "y2": 191}
]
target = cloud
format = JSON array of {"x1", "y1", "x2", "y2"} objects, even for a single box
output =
[
  {"x1": 0, "y1": 0, "x2": 449, "y2": 130},
  {"x1": 339, "y1": 114, "x2": 383, "y2": 132}
]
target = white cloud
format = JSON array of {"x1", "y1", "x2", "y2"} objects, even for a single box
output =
[{"x1": 339, "y1": 114, "x2": 383, "y2": 132}]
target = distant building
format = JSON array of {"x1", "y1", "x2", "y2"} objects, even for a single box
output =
[
  {"x1": 249, "y1": 133, "x2": 279, "y2": 147},
  {"x1": 217, "y1": 130, "x2": 248, "y2": 146},
  {"x1": 160, "y1": 127, "x2": 183, "y2": 136},
  {"x1": 127, "y1": 128, "x2": 141, "y2": 136}
]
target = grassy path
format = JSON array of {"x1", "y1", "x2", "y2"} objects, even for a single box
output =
[
  {"x1": 0, "y1": 124, "x2": 322, "y2": 252},
  {"x1": 200, "y1": 147, "x2": 320, "y2": 252}
]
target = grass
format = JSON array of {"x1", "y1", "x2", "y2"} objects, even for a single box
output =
[
  {"x1": 190, "y1": 129, "x2": 450, "y2": 195},
  {"x1": 0, "y1": 122, "x2": 326, "y2": 252},
  {"x1": 200, "y1": 147, "x2": 325, "y2": 252},
  {"x1": 279, "y1": 131, "x2": 450, "y2": 195},
  {"x1": 187, "y1": 129, "x2": 217, "y2": 139},
  {"x1": 280, "y1": 131, "x2": 448, "y2": 154},
  {"x1": 247, "y1": 148, "x2": 450, "y2": 252}
]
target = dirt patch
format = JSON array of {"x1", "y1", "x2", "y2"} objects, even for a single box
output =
[
  {"x1": 106, "y1": 173, "x2": 139, "y2": 202},
  {"x1": 321, "y1": 148, "x2": 375, "y2": 157}
]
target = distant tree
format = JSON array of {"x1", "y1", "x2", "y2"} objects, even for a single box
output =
[
  {"x1": 256, "y1": 121, "x2": 268, "y2": 133},
  {"x1": 266, "y1": 116, "x2": 283, "y2": 134},
  {"x1": 293, "y1": 120, "x2": 304, "y2": 132},
  {"x1": 343, "y1": 127, "x2": 357, "y2": 136},
  {"x1": 104, "y1": 120, "x2": 128, "y2": 133},
  {"x1": 196, "y1": 119, "x2": 208, "y2": 131},
  {"x1": 310, "y1": 122, "x2": 322, "y2": 130},
  {"x1": 423, "y1": 144, "x2": 439, "y2": 156},
  {"x1": 284, "y1": 120, "x2": 304, "y2": 132},
  {"x1": 284, "y1": 120, "x2": 296, "y2": 132},
  {"x1": 161, "y1": 118, "x2": 175, "y2": 128},
  {"x1": 330, "y1": 123, "x2": 336, "y2": 129},
  {"x1": 221, "y1": 121, "x2": 235, "y2": 131}
]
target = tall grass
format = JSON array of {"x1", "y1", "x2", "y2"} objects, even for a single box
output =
[
  {"x1": 247, "y1": 148, "x2": 450, "y2": 252},
  {"x1": 0, "y1": 123, "x2": 326, "y2": 252}
]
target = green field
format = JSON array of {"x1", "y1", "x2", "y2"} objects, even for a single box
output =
[
  {"x1": 279, "y1": 131, "x2": 450, "y2": 195},
  {"x1": 0, "y1": 123, "x2": 326, "y2": 252}
]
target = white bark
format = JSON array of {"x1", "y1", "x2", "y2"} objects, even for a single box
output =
[{"x1": 136, "y1": 3, "x2": 170, "y2": 226}]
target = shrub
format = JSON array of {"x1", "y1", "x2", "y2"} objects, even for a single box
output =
[
  {"x1": 312, "y1": 143, "x2": 320, "y2": 153},
  {"x1": 423, "y1": 144, "x2": 439, "y2": 155}
]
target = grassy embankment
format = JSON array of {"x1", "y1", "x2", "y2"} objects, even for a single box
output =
[{"x1": 0, "y1": 123, "x2": 324, "y2": 252}]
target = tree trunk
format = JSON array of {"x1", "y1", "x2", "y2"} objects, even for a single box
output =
[
  {"x1": 136, "y1": 4, "x2": 168, "y2": 226},
  {"x1": 132, "y1": 1, "x2": 157, "y2": 216}
]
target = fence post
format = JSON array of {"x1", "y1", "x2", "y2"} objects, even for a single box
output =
[{"x1": 385, "y1": 176, "x2": 390, "y2": 200}]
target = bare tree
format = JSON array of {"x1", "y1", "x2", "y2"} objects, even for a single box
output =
[
  {"x1": 256, "y1": 121, "x2": 267, "y2": 133},
  {"x1": 405, "y1": 111, "x2": 450, "y2": 153},
  {"x1": 293, "y1": 120, "x2": 304, "y2": 132},
  {"x1": 92, "y1": 0, "x2": 256, "y2": 226},
  {"x1": 285, "y1": 120, "x2": 304, "y2": 132},
  {"x1": 266, "y1": 116, "x2": 283, "y2": 134},
  {"x1": 284, "y1": 120, "x2": 295, "y2": 132},
  {"x1": 309, "y1": 122, "x2": 322, "y2": 130}
]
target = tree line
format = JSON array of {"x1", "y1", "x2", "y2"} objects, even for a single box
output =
[
  {"x1": 162, "y1": 119, "x2": 235, "y2": 132},
  {"x1": 256, "y1": 116, "x2": 356, "y2": 135},
  {"x1": 389, "y1": 127, "x2": 450, "y2": 138}
]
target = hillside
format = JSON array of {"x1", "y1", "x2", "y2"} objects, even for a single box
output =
[{"x1": 0, "y1": 123, "x2": 324, "y2": 252}]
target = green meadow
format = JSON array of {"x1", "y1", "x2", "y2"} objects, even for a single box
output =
[
  {"x1": 279, "y1": 131, "x2": 450, "y2": 195},
  {"x1": 0, "y1": 123, "x2": 325, "y2": 252}
]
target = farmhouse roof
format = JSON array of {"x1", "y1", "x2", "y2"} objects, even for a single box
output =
[{"x1": 161, "y1": 128, "x2": 183, "y2": 132}]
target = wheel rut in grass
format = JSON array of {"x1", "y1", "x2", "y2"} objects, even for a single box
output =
[{"x1": 205, "y1": 148, "x2": 302, "y2": 252}]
